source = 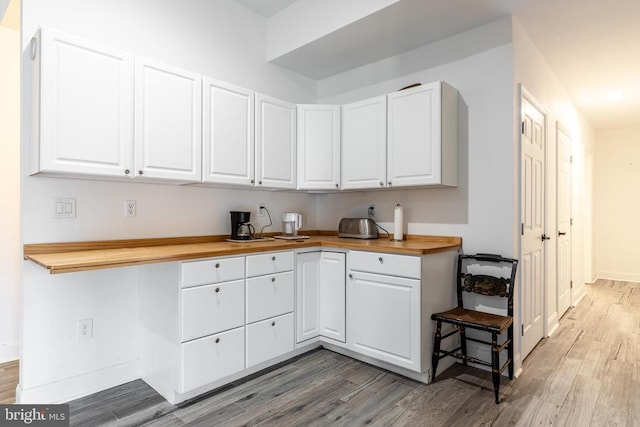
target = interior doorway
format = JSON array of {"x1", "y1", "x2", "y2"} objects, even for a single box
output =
[{"x1": 556, "y1": 122, "x2": 572, "y2": 317}]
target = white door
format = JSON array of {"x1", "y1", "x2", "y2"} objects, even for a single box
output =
[
  {"x1": 134, "y1": 58, "x2": 202, "y2": 182},
  {"x1": 297, "y1": 105, "x2": 341, "y2": 190},
  {"x1": 341, "y1": 96, "x2": 387, "y2": 190},
  {"x1": 387, "y1": 82, "x2": 441, "y2": 187},
  {"x1": 318, "y1": 252, "x2": 346, "y2": 342},
  {"x1": 557, "y1": 123, "x2": 572, "y2": 316},
  {"x1": 520, "y1": 91, "x2": 546, "y2": 359},
  {"x1": 255, "y1": 93, "x2": 296, "y2": 189},
  {"x1": 38, "y1": 28, "x2": 134, "y2": 177},
  {"x1": 348, "y1": 270, "x2": 421, "y2": 372},
  {"x1": 296, "y1": 252, "x2": 321, "y2": 343},
  {"x1": 202, "y1": 78, "x2": 254, "y2": 186}
]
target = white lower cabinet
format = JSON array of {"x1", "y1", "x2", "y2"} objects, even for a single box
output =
[
  {"x1": 180, "y1": 327, "x2": 245, "y2": 393},
  {"x1": 246, "y1": 313, "x2": 295, "y2": 368}
]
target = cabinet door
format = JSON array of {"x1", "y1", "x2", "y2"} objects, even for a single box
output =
[
  {"x1": 348, "y1": 271, "x2": 421, "y2": 371},
  {"x1": 134, "y1": 58, "x2": 202, "y2": 182},
  {"x1": 297, "y1": 105, "x2": 341, "y2": 190},
  {"x1": 202, "y1": 78, "x2": 255, "y2": 186},
  {"x1": 37, "y1": 28, "x2": 133, "y2": 177},
  {"x1": 319, "y1": 252, "x2": 346, "y2": 342},
  {"x1": 341, "y1": 96, "x2": 387, "y2": 190},
  {"x1": 387, "y1": 82, "x2": 442, "y2": 187},
  {"x1": 255, "y1": 93, "x2": 296, "y2": 189},
  {"x1": 296, "y1": 252, "x2": 321, "y2": 343}
]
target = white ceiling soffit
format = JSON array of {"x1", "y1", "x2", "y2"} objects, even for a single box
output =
[
  {"x1": 267, "y1": 0, "x2": 520, "y2": 80},
  {"x1": 234, "y1": 0, "x2": 298, "y2": 18}
]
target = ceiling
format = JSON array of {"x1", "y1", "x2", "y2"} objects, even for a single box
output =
[{"x1": 235, "y1": 0, "x2": 640, "y2": 132}]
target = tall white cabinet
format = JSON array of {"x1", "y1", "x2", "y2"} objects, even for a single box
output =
[
  {"x1": 387, "y1": 81, "x2": 458, "y2": 187},
  {"x1": 255, "y1": 94, "x2": 296, "y2": 189},
  {"x1": 341, "y1": 96, "x2": 387, "y2": 190},
  {"x1": 134, "y1": 58, "x2": 202, "y2": 182},
  {"x1": 297, "y1": 105, "x2": 341, "y2": 190},
  {"x1": 32, "y1": 28, "x2": 134, "y2": 178},
  {"x1": 202, "y1": 79, "x2": 255, "y2": 186}
]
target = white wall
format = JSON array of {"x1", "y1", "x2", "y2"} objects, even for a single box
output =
[
  {"x1": 512, "y1": 17, "x2": 595, "y2": 334},
  {"x1": 594, "y1": 127, "x2": 640, "y2": 282},
  {"x1": 0, "y1": 25, "x2": 20, "y2": 363},
  {"x1": 20, "y1": 0, "x2": 318, "y2": 403}
]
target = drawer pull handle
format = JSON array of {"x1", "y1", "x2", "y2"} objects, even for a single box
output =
[
  {"x1": 271, "y1": 321, "x2": 276, "y2": 327},
  {"x1": 378, "y1": 257, "x2": 384, "y2": 264},
  {"x1": 271, "y1": 277, "x2": 276, "y2": 282},
  {"x1": 271, "y1": 256, "x2": 276, "y2": 261},
  {"x1": 215, "y1": 287, "x2": 220, "y2": 293},
  {"x1": 215, "y1": 337, "x2": 220, "y2": 344},
  {"x1": 215, "y1": 263, "x2": 220, "y2": 268},
  {"x1": 348, "y1": 274, "x2": 353, "y2": 279}
]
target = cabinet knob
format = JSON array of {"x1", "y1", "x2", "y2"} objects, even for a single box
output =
[
  {"x1": 124, "y1": 169, "x2": 130, "y2": 175},
  {"x1": 379, "y1": 181, "x2": 384, "y2": 186},
  {"x1": 271, "y1": 321, "x2": 276, "y2": 327},
  {"x1": 215, "y1": 337, "x2": 220, "y2": 343},
  {"x1": 138, "y1": 170, "x2": 143, "y2": 175},
  {"x1": 272, "y1": 256, "x2": 276, "y2": 261},
  {"x1": 378, "y1": 257, "x2": 384, "y2": 264},
  {"x1": 348, "y1": 273, "x2": 353, "y2": 279},
  {"x1": 388, "y1": 181, "x2": 392, "y2": 186},
  {"x1": 271, "y1": 277, "x2": 276, "y2": 282},
  {"x1": 259, "y1": 180, "x2": 262, "y2": 185},
  {"x1": 215, "y1": 263, "x2": 220, "y2": 268},
  {"x1": 215, "y1": 287, "x2": 220, "y2": 293},
  {"x1": 335, "y1": 183, "x2": 339, "y2": 188},
  {"x1": 251, "y1": 179, "x2": 255, "y2": 184}
]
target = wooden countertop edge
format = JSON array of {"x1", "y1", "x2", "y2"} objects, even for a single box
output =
[{"x1": 24, "y1": 233, "x2": 462, "y2": 274}]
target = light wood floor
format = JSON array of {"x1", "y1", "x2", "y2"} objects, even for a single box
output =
[{"x1": 6, "y1": 279, "x2": 640, "y2": 425}]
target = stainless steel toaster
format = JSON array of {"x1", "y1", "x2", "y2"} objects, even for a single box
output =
[{"x1": 338, "y1": 218, "x2": 379, "y2": 239}]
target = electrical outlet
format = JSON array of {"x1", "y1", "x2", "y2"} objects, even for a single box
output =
[
  {"x1": 256, "y1": 203, "x2": 266, "y2": 217},
  {"x1": 125, "y1": 200, "x2": 136, "y2": 217},
  {"x1": 368, "y1": 204, "x2": 376, "y2": 218},
  {"x1": 78, "y1": 318, "x2": 93, "y2": 339}
]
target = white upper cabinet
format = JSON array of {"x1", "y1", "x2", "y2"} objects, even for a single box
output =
[
  {"x1": 341, "y1": 96, "x2": 387, "y2": 190},
  {"x1": 297, "y1": 105, "x2": 341, "y2": 190},
  {"x1": 134, "y1": 58, "x2": 202, "y2": 182},
  {"x1": 202, "y1": 79, "x2": 254, "y2": 186},
  {"x1": 387, "y1": 81, "x2": 458, "y2": 187},
  {"x1": 255, "y1": 94, "x2": 296, "y2": 189},
  {"x1": 33, "y1": 28, "x2": 134, "y2": 177}
]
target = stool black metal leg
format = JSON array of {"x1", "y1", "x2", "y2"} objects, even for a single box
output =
[
  {"x1": 459, "y1": 326, "x2": 467, "y2": 366},
  {"x1": 491, "y1": 332, "x2": 500, "y2": 404},
  {"x1": 432, "y1": 320, "x2": 442, "y2": 382}
]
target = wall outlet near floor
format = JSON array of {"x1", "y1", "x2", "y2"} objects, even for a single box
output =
[
  {"x1": 125, "y1": 200, "x2": 137, "y2": 217},
  {"x1": 256, "y1": 203, "x2": 266, "y2": 217},
  {"x1": 78, "y1": 318, "x2": 93, "y2": 339},
  {"x1": 52, "y1": 197, "x2": 76, "y2": 218}
]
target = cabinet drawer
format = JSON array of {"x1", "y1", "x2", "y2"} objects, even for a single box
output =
[
  {"x1": 181, "y1": 256, "x2": 244, "y2": 288},
  {"x1": 246, "y1": 251, "x2": 294, "y2": 277},
  {"x1": 349, "y1": 251, "x2": 420, "y2": 279},
  {"x1": 181, "y1": 279, "x2": 245, "y2": 342},
  {"x1": 180, "y1": 327, "x2": 245, "y2": 393},
  {"x1": 246, "y1": 271, "x2": 294, "y2": 323},
  {"x1": 246, "y1": 313, "x2": 294, "y2": 368}
]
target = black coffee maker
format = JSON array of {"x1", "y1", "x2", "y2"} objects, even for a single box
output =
[{"x1": 230, "y1": 211, "x2": 255, "y2": 240}]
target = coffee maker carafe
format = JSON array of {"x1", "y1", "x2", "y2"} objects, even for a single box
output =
[{"x1": 230, "y1": 211, "x2": 254, "y2": 240}]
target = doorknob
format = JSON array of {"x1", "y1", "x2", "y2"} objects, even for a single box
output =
[
  {"x1": 558, "y1": 231, "x2": 567, "y2": 236},
  {"x1": 541, "y1": 234, "x2": 550, "y2": 241}
]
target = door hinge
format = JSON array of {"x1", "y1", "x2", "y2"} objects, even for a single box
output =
[
  {"x1": 521, "y1": 121, "x2": 525, "y2": 134},
  {"x1": 521, "y1": 324, "x2": 524, "y2": 336},
  {"x1": 570, "y1": 280, "x2": 573, "y2": 289},
  {"x1": 570, "y1": 155, "x2": 573, "y2": 164},
  {"x1": 570, "y1": 218, "x2": 573, "y2": 226},
  {"x1": 521, "y1": 223, "x2": 524, "y2": 235}
]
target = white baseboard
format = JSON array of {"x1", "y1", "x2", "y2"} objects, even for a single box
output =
[
  {"x1": 0, "y1": 343, "x2": 19, "y2": 364},
  {"x1": 16, "y1": 359, "x2": 141, "y2": 404},
  {"x1": 595, "y1": 271, "x2": 640, "y2": 283},
  {"x1": 572, "y1": 285, "x2": 587, "y2": 307},
  {"x1": 547, "y1": 312, "x2": 559, "y2": 337}
]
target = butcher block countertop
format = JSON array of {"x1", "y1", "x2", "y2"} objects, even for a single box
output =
[{"x1": 24, "y1": 232, "x2": 462, "y2": 274}]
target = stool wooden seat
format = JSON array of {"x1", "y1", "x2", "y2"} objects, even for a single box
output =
[{"x1": 431, "y1": 253, "x2": 518, "y2": 404}]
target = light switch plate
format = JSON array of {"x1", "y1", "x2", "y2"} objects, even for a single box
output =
[{"x1": 52, "y1": 197, "x2": 76, "y2": 218}]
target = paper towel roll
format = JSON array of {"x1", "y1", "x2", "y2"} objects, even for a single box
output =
[{"x1": 393, "y1": 204, "x2": 404, "y2": 241}]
